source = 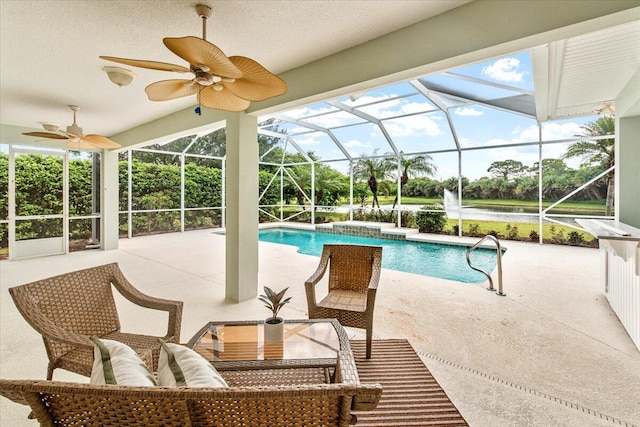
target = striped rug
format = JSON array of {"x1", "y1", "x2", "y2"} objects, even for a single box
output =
[{"x1": 350, "y1": 339, "x2": 469, "y2": 427}]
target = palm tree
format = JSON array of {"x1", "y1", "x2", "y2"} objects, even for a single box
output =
[
  {"x1": 313, "y1": 165, "x2": 347, "y2": 208},
  {"x1": 353, "y1": 149, "x2": 392, "y2": 209},
  {"x1": 389, "y1": 153, "x2": 437, "y2": 209},
  {"x1": 563, "y1": 116, "x2": 615, "y2": 215}
]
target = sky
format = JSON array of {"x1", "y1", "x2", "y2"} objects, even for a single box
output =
[
  {"x1": 261, "y1": 50, "x2": 599, "y2": 181},
  {"x1": 2, "y1": 51, "x2": 601, "y2": 181}
]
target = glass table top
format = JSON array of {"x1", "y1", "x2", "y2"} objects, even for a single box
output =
[{"x1": 191, "y1": 321, "x2": 341, "y2": 362}]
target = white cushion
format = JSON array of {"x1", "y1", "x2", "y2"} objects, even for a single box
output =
[
  {"x1": 157, "y1": 339, "x2": 228, "y2": 388},
  {"x1": 89, "y1": 337, "x2": 156, "y2": 386}
]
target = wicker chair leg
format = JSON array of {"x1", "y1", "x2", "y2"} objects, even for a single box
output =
[
  {"x1": 366, "y1": 328, "x2": 372, "y2": 359},
  {"x1": 46, "y1": 365, "x2": 54, "y2": 381}
]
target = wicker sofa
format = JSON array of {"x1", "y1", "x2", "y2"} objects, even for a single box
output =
[{"x1": 0, "y1": 352, "x2": 382, "y2": 426}]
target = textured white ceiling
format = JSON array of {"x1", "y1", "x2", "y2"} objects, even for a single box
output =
[{"x1": 0, "y1": 0, "x2": 469, "y2": 138}]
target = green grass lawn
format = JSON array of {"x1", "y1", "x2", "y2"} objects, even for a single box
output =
[
  {"x1": 348, "y1": 196, "x2": 606, "y2": 213},
  {"x1": 443, "y1": 219, "x2": 596, "y2": 244}
]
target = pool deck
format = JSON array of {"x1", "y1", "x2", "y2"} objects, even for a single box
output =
[{"x1": 1, "y1": 226, "x2": 639, "y2": 426}]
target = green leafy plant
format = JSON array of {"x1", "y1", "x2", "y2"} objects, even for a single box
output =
[
  {"x1": 529, "y1": 230, "x2": 539, "y2": 242},
  {"x1": 258, "y1": 286, "x2": 291, "y2": 324},
  {"x1": 567, "y1": 231, "x2": 584, "y2": 246},
  {"x1": 550, "y1": 225, "x2": 566, "y2": 245},
  {"x1": 505, "y1": 224, "x2": 519, "y2": 240},
  {"x1": 468, "y1": 223, "x2": 481, "y2": 237},
  {"x1": 416, "y1": 205, "x2": 447, "y2": 233}
]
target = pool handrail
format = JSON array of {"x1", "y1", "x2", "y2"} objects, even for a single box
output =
[{"x1": 466, "y1": 235, "x2": 505, "y2": 296}]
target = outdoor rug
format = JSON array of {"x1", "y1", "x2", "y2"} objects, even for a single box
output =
[{"x1": 350, "y1": 339, "x2": 469, "y2": 427}]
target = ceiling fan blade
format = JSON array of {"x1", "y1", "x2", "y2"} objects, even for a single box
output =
[
  {"x1": 224, "y1": 56, "x2": 287, "y2": 101},
  {"x1": 82, "y1": 135, "x2": 122, "y2": 149},
  {"x1": 22, "y1": 131, "x2": 69, "y2": 140},
  {"x1": 100, "y1": 56, "x2": 190, "y2": 73},
  {"x1": 163, "y1": 37, "x2": 242, "y2": 79},
  {"x1": 65, "y1": 139, "x2": 98, "y2": 151},
  {"x1": 198, "y1": 86, "x2": 250, "y2": 112},
  {"x1": 145, "y1": 79, "x2": 200, "y2": 101}
]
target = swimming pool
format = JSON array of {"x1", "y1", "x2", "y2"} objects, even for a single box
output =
[{"x1": 258, "y1": 228, "x2": 502, "y2": 284}]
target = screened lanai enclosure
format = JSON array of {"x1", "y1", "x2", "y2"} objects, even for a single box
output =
[{"x1": 2, "y1": 18, "x2": 638, "y2": 259}]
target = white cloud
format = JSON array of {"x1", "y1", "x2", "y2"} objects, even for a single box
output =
[
  {"x1": 540, "y1": 122, "x2": 582, "y2": 140},
  {"x1": 285, "y1": 105, "x2": 336, "y2": 119},
  {"x1": 482, "y1": 57, "x2": 525, "y2": 82},
  {"x1": 294, "y1": 135, "x2": 322, "y2": 146},
  {"x1": 458, "y1": 137, "x2": 473, "y2": 148},
  {"x1": 454, "y1": 107, "x2": 484, "y2": 116},
  {"x1": 384, "y1": 114, "x2": 442, "y2": 137},
  {"x1": 343, "y1": 139, "x2": 371, "y2": 148}
]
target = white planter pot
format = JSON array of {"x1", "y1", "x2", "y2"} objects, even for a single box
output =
[{"x1": 264, "y1": 318, "x2": 284, "y2": 343}]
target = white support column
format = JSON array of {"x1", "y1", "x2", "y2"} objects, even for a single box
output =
[
  {"x1": 101, "y1": 149, "x2": 120, "y2": 250},
  {"x1": 225, "y1": 113, "x2": 259, "y2": 303},
  {"x1": 615, "y1": 68, "x2": 640, "y2": 228},
  {"x1": 538, "y1": 124, "x2": 543, "y2": 244}
]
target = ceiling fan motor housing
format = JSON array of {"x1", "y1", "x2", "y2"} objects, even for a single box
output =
[{"x1": 66, "y1": 124, "x2": 83, "y2": 136}]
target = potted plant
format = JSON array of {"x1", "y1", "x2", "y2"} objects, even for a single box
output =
[{"x1": 258, "y1": 286, "x2": 291, "y2": 343}]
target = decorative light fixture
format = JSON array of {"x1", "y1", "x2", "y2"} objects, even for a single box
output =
[
  {"x1": 103, "y1": 66, "x2": 136, "y2": 87},
  {"x1": 594, "y1": 101, "x2": 615, "y2": 116},
  {"x1": 40, "y1": 122, "x2": 59, "y2": 132},
  {"x1": 98, "y1": 4, "x2": 286, "y2": 112}
]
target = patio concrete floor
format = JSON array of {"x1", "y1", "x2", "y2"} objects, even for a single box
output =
[{"x1": 1, "y1": 227, "x2": 639, "y2": 426}]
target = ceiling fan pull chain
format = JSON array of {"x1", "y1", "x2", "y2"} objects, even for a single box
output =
[{"x1": 195, "y1": 87, "x2": 202, "y2": 116}]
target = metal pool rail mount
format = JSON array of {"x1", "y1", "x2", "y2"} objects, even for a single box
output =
[{"x1": 466, "y1": 235, "x2": 505, "y2": 296}]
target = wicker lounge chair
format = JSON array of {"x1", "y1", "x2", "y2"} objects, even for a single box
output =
[
  {"x1": 0, "y1": 351, "x2": 382, "y2": 426},
  {"x1": 305, "y1": 244, "x2": 382, "y2": 359},
  {"x1": 9, "y1": 262, "x2": 183, "y2": 379}
]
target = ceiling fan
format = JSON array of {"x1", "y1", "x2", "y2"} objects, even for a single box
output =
[
  {"x1": 22, "y1": 105, "x2": 121, "y2": 150},
  {"x1": 99, "y1": 4, "x2": 287, "y2": 112}
]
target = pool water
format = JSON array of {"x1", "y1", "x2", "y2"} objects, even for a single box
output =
[{"x1": 258, "y1": 228, "x2": 502, "y2": 284}]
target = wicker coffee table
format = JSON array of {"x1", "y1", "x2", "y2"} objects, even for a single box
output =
[
  {"x1": 187, "y1": 318, "x2": 380, "y2": 409},
  {"x1": 187, "y1": 318, "x2": 351, "y2": 370}
]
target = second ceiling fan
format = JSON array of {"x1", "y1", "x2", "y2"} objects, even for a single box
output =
[
  {"x1": 22, "y1": 105, "x2": 121, "y2": 150},
  {"x1": 100, "y1": 4, "x2": 287, "y2": 112}
]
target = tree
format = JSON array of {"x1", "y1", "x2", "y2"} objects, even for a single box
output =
[
  {"x1": 353, "y1": 149, "x2": 392, "y2": 208},
  {"x1": 487, "y1": 160, "x2": 525, "y2": 180},
  {"x1": 563, "y1": 116, "x2": 615, "y2": 215},
  {"x1": 389, "y1": 153, "x2": 436, "y2": 209}
]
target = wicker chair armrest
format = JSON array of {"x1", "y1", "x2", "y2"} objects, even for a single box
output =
[
  {"x1": 304, "y1": 251, "x2": 330, "y2": 287},
  {"x1": 352, "y1": 383, "x2": 383, "y2": 411},
  {"x1": 8, "y1": 289, "x2": 94, "y2": 349},
  {"x1": 305, "y1": 252, "x2": 330, "y2": 311},
  {"x1": 108, "y1": 263, "x2": 183, "y2": 341},
  {"x1": 334, "y1": 350, "x2": 359, "y2": 385},
  {"x1": 366, "y1": 249, "x2": 382, "y2": 291},
  {"x1": 40, "y1": 321, "x2": 94, "y2": 349},
  {"x1": 334, "y1": 351, "x2": 381, "y2": 411}
]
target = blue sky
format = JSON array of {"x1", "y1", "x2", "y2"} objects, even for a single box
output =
[{"x1": 266, "y1": 50, "x2": 598, "y2": 181}]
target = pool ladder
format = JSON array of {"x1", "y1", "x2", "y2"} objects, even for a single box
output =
[{"x1": 466, "y1": 235, "x2": 506, "y2": 296}]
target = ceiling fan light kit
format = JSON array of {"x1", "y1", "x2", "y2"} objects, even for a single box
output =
[
  {"x1": 99, "y1": 4, "x2": 287, "y2": 112},
  {"x1": 40, "y1": 122, "x2": 59, "y2": 132},
  {"x1": 103, "y1": 66, "x2": 136, "y2": 87}
]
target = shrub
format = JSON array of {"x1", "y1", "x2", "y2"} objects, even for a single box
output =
[
  {"x1": 452, "y1": 225, "x2": 460, "y2": 235},
  {"x1": 468, "y1": 223, "x2": 481, "y2": 237},
  {"x1": 529, "y1": 230, "x2": 539, "y2": 242},
  {"x1": 505, "y1": 224, "x2": 519, "y2": 240},
  {"x1": 550, "y1": 225, "x2": 566, "y2": 245},
  {"x1": 416, "y1": 205, "x2": 447, "y2": 233},
  {"x1": 488, "y1": 230, "x2": 500, "y2": 238},
  {"x1": 568, "y1": 231, "x2": 585, "y2": 246}
]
